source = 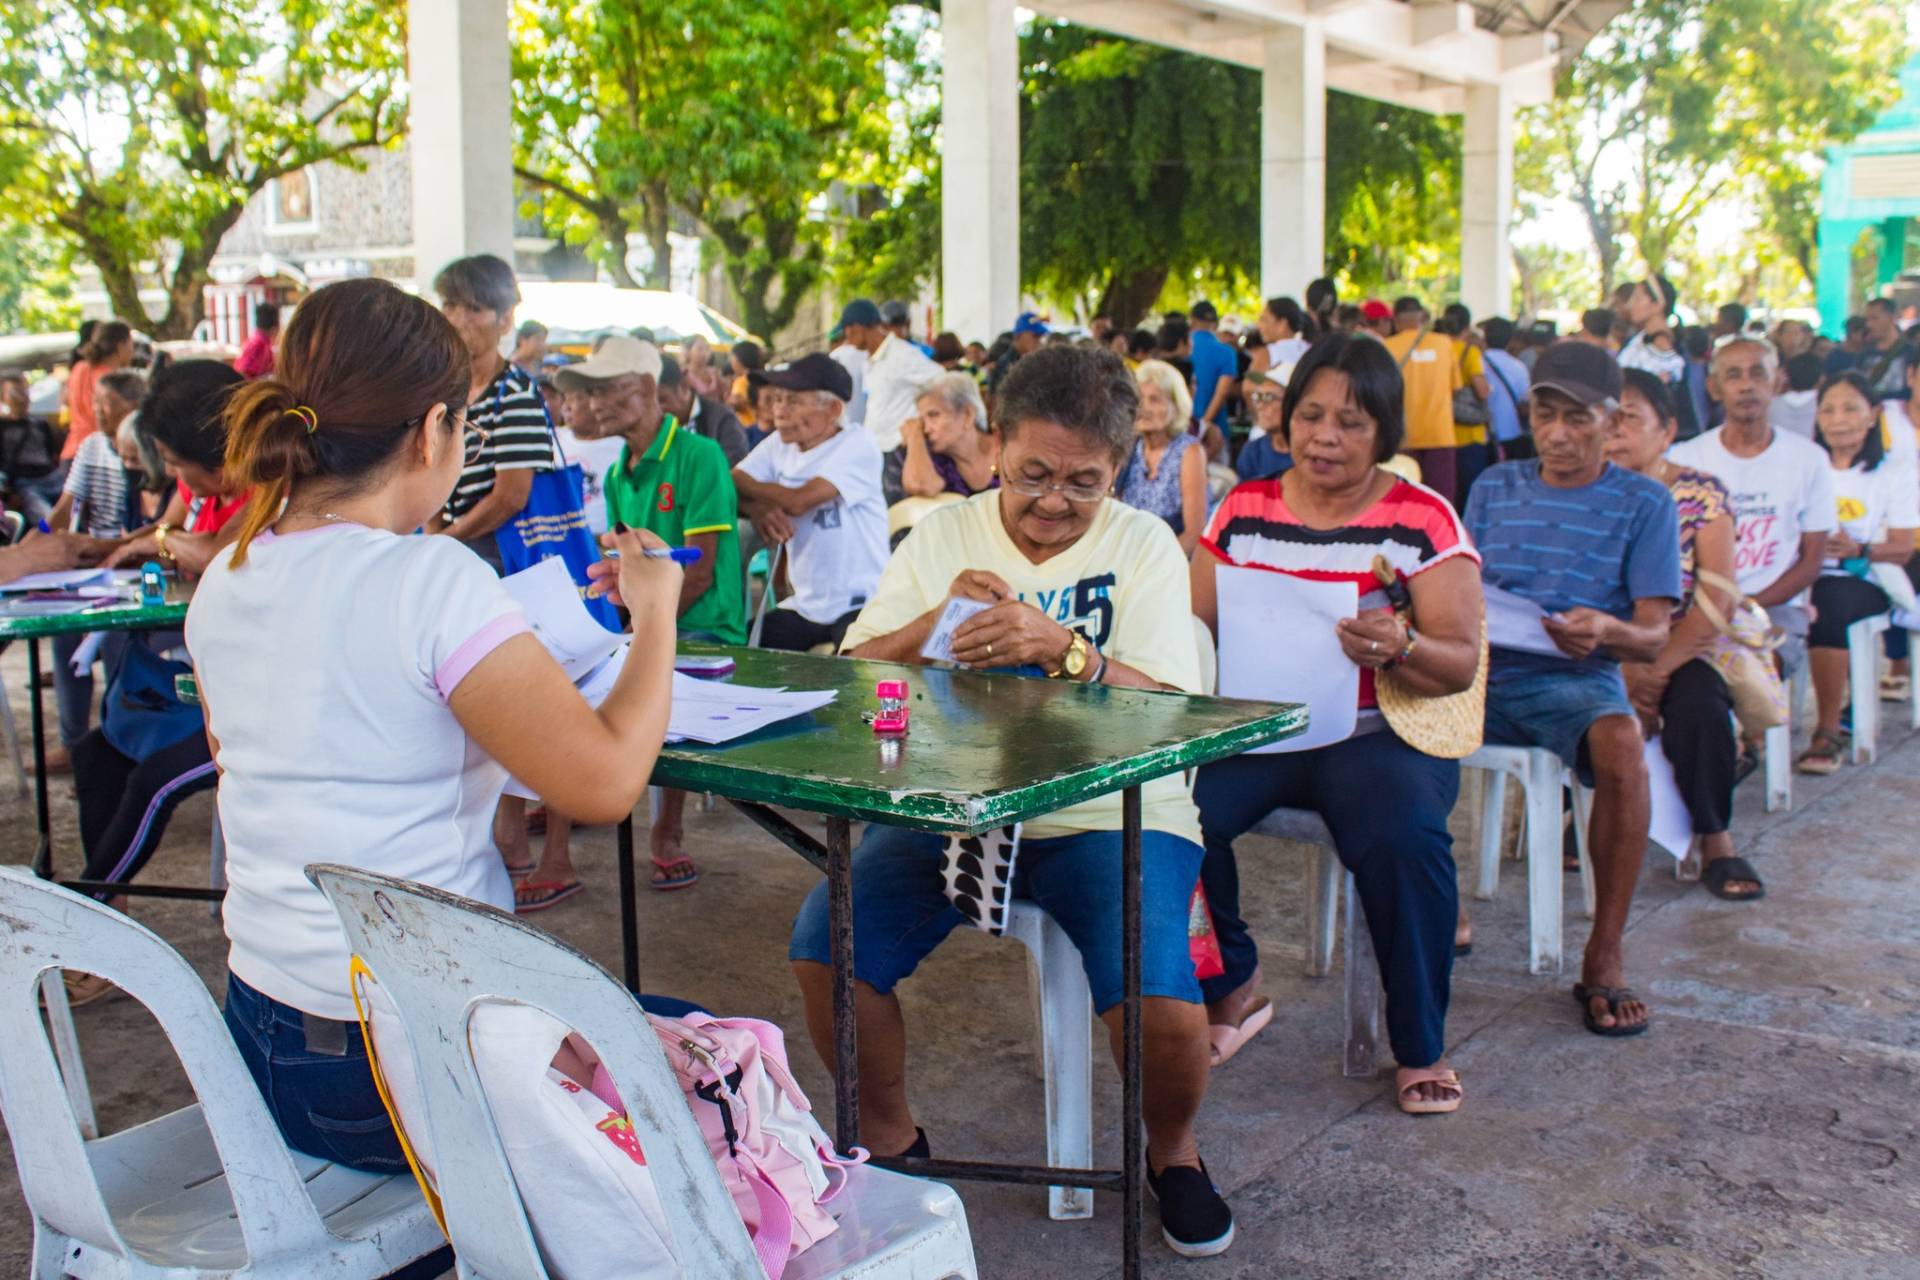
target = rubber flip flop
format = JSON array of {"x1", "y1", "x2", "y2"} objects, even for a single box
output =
[
  {"x1": 1701, "y1": 855, "x2": 1766, "y2": 902},
  {"x1": 1207, "y1": 998, "x2": 1273, "y2": 1067},
  {"x1": 1572, "y1": 984, "x2": 1649, "y2": 1038},
  {"x1": 503, "y1": 861, "x2": 537, "y2": 880},
  {"x1": 514, "y1": 880, "x2": 583, "y2": 913},
  {"x1": 650, "y1": 857, "x2": 700, "y2": 892},
  {"x1": 1396, "y1": 1066, "x2": 1463, "y2": 1115}
]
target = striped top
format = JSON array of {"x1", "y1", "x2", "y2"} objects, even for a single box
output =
[
  {"x1": 1201, "y1": 473, "x2": 1480, "y2": 710},
  {"x1": 443, "y1": 363, "x2": 556, "y2": 521},
  {"x1": 60, "y1": 432, "x2": 133, "y2": 536}
]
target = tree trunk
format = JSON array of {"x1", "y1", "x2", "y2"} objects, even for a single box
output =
[
  {"x1": 151, "y1": 202, "x2": 248, "y2": 340},
  {"x1": 599, "y1": 212, "x2": 639, "y2": 289},
  {"x1": 1096, "y1": 266, "x2": 1168, "y2": 331},
  {"x1": 642, "y1": 185, "x2": 672, "y2": 290}
]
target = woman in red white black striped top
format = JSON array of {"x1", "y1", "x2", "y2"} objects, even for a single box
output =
[{"x1": 1190, "y1": 333, "x2": 1484, "y2": 1114}]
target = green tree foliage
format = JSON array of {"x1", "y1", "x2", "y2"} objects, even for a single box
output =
[
  {"x1": 512, "y1": 0, "x2": 892, "y2": 338},
  {"x1": 0, "y1": 0, "x2": 406, "y2": 338},
  {"x1": 1520, "y1": 0, "x2": 1901, "y2": 300},
  {"x1": 0, "y1": 226, "x2": 80, "y2": 333},
  {"x1": 1019, "y1": 23, "x2": 1257, "y2": 330},
  {"x1": 1016, "y1": 22, "x2": 1464, "y2": 328}
]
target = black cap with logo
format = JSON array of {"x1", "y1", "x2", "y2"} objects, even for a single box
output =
[{"x1": 749, "y1": 352, "x2": 854, "y2": 401}]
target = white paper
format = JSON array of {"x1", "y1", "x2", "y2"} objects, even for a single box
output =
[
  {"x1": 0, "y1": 568, "x2": 111, "y2": 594},
  {"x1": 919, "y1": 596, "x2": 991, "y2": 663},
  {"x1": 500, "y1": 558, "x2": 623, "y2": 680},
  {"x1": 665, "y1": 672, "x2": 836, "y2": 744},
  {"x1": 68, "y1": 631, "x2": 105, "y2": 674},
  {"x1": 1215, "y1": 565, "x2": 1358, "y2": 753},
  {"x1": 1483, "y1": 582, "x2": 1564, "y2": 657},
  {"x1": 1642, "y1": 736, "x2": 1694, "y2": 862}
]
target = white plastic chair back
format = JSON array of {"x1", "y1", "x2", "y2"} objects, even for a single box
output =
[
  {"x1": 886, "y1": 492, "x2": 965, "y2": 541},
  {"x1": 0, "y1": 866, "x2": 348, "y2": 1268},
  {"x1": 306, "y1": 862, "x2": 762, "y2": 1280}
]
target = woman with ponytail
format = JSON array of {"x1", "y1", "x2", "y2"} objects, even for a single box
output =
[{"x1": 183, "y1": 276, "x2": 683, "y2": 1172}]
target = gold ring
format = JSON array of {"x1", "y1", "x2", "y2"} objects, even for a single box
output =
[
  {"x1": 1370, "y1": 639, "x2": 1380, "y2": 653},
  {"x1": 987, "y1": 642, "x2": 994, "y2": 657}
]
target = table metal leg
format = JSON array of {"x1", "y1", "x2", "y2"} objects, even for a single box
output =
[
  {"x1": 28, "y1": 639, "x2": 50, "y2": 878},
  {"x1": 617, "y1": 815, "x2": 640, "y2": 994},
  {"x1": 826, "y1": 815, "x2": 859, "y2": 1155},
  {"x1": 1122, "y1": 785, "x2": 1142, "y2": 1280}
]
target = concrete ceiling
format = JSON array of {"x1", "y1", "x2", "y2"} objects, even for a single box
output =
[{"x1": 1026, "y1": 0, "x2": 1631, "y2": 114}]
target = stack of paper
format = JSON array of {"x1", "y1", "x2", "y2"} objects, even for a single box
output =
[
  {"x1": 664, "y1": 671, "x2": 835, "y2": 744},
  {"x1": 0, "y1": 568, "x2": 114, "y2": 594},
  {"x1": 501, "y1": 558, "x2": 624, "y2": 679}
]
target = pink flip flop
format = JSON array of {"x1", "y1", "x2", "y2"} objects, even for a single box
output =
[
  {"x1": 1207, "y1": 998, "x2": 1273, "y2": 1067},
  {"x1": 514, "y1": 880, "x2": 583, "y2": 913}
]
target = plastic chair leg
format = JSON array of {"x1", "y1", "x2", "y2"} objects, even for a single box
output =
[
  {"x1": 1849, "y1": 619, "x2": 1884, "y2": 764},
  {"x1": 1474, "y1": 769, "x2": 1506, "y2": 901},
  {"x1": 1341, "y1": 872, "x2": 1382, "y2": 1079},
  {"x1": 1764, "y1": 721, "x2": 1792, "y2": 813},
  {"x1": 1524, "y1": 752, "x2": 1564, "y2": 976},
  {"x1": 1568, "y1": 781, "x2": 1596, "y2": 921},
  {"x1": 1035, "y1": 914, "x2": 1094, "y2": 1221},
  {"x1": 1675, "y1": 838, "x2": 1702, "y2": 882},
  {"x1": 39, "y1": 970, "x2": 97, "y2": 1140},
  {"x1": 1305, "y1": 843, "x2": 1339, "y2": 978},
  {"x1": 0, "y1": 678, "x2": 27, "y2": 798}
]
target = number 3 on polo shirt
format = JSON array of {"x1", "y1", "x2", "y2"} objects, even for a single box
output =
[{"x1": 656, "y1": 482, "x2": 674, "y2": 513}]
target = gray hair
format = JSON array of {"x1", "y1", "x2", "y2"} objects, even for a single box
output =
[
  {"x1": 117, "y1": 409, "x2": 167, "y2": 491},
  {"x1": 96, "y1": 368, "x2": 147, "y2": 406},
  {"x1": 915, "y1": 371, "x2": 988, "y2": 432},
  {"x1": 1711, "y1": 333, "x2": 1778, "y2": 376}
]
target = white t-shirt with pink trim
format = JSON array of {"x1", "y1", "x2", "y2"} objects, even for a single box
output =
[{"x1": 187, "y1": 524, "x2": 529, "y2": 1018}]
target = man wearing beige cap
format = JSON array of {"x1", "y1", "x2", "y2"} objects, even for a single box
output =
[{"x1": 505, "y1": 336, "x2": 742, "y2": 902}]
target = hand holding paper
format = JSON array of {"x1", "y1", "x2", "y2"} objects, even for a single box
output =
[
  {"x1": 921, "y1": 596, "x2": 991, "y2": 662},
  {"x1": 1215, "y1": 565, "x2": 1358, "y2": 753}
]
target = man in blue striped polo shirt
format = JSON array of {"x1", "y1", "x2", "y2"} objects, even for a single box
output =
[{"x1": 1464, "y1": 340, "x2": 1680, "y2": 1041}]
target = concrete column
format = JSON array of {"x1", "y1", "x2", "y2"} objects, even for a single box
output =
[
  {"x1": 941, "y1": 0, "x2": 1020, "y2": 343},
  {"x1": 1260, "y1": 25, "x2": 1326, "y2": 298},
  {"x1": 1817, "y1": 218, "x2": 1869, "y2": 337},
  {"x1": 1461, "y1": 82, "x2": 1514, "y2": 321},
  {"x1": 407, "y1": 0, "x2": 516, "y2": 287}
]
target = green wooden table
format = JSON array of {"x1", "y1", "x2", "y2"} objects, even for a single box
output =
[
  {"x1": 0, "y1": 590, "x2": 195, "y2": 897},
  {"x1": 631, "y1": 646, "x2": 1306, "y2": 1279}
]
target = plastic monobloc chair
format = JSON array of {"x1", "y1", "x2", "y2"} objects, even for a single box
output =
[
  {"x1": 0, "y1": 866, "x2": 443, "y2": 1279},
  {"x1": 1005, "y1": 807, "x2": 1382, "y2": 1222},
  {"x1": 307, "y1": 862, "x2": 979, "y2": 1280}
]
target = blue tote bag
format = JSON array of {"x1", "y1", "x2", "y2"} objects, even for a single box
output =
[{"x1": 490, "y1": 385, "x2": 623, "y2": 633}]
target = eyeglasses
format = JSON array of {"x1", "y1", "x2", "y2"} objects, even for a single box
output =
[
  {"x1": 1248, "y1": 391, "x2": 1282, "y2": 407},
  {"x1": 460, "y1": 415, "x2": 491, "y2": 465},
  {"x1": 581, "y1": 378, "x2": 640, "y2": 401},
  {"x1": 1003, "y1": 473, "x2": 1108, "y2": 504}
]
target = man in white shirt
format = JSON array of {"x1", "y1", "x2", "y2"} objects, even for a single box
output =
[
  {"x1": 1671, "y1": 335, "x2": 1836, "y2": 672},
  {"x1": 830, "y1": 299, "x2": 878, "y2": 430},
  {"x1": 837, "y1": 295, "x2": 940, "y2": 502},
  {"x1": 736, "y1": 353, "x2": 890, "y2": 652}
]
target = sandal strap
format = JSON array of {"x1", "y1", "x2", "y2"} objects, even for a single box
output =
[{"x1": 1397, "y1": 1067, "x2": 1461, "y2": 1097}]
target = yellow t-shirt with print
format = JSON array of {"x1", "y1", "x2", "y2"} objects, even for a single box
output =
[
  {"x1": 1453, "y1": 341, "x2": 1487, "y2": 446},
  {"x1": 841, "y1": 490, "x2": 1203, "y2": 843}
]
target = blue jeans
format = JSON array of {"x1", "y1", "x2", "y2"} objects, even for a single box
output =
[
  {"x1": 1194, "y1": 731, "x2": 1459, "y2": 1069},
  {"x1": 789, "y1": 825, "x2": 1206, "y2": 1011},
  {"x1": 223, "y1": 974, "x2": 709, "y2": 1174},
  {"x1": 53, "y1": 631, "x2": 128, "y2": 748}
]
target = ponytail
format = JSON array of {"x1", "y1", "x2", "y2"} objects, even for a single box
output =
[
  {"x1": 219, "y1": 277, "x2": 470, "y2": 568},
  {"x1": 222, "y1": 379, "x2": 319, "y2": 566}
]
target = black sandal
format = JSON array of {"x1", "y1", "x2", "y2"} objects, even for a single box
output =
[
  {"x1": 1572, "y1": 984, "x2": 1650, "y2": 1038},
  {"x1": 1700, "y1": 855, "x2": 1766, "y2": 902}
]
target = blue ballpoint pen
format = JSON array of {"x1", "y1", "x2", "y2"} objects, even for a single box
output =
[{"x1": 604, "y1": 546, "x2": 703, "y2": 564}]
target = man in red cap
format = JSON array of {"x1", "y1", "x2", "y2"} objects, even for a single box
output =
[{"x1": 1362, "y1": 299, "x2": 1394, "y2": 338}]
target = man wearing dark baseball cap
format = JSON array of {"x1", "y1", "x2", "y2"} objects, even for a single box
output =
[
  {"x1": 830, "y1": 299, "x2": 882, "y2": 428},
  {"x1": 1462, "y1": 338, "x2": 1681, "y2": 1039},
  {"x1": 736, "y1": 351, "x2": 890, "y2": 655}
]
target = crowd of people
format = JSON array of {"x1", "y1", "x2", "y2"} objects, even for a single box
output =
[{"x1": 5, "y1": 257, "x2": 1917, "y2": 1264}]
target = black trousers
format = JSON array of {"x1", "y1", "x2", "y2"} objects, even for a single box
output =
[
  {"x1": 1809, "y1": 574, "x2": 1890, "y2": 649},
  {"x1": 759, "y1": 606, "x2": 861, "y2": 653},
  {"x1": 73, "y1": 730, "x2": 217, "y2": 898},
  {"x1": 1658, "y1": 658, "x2": 1735, "y2": 836}
]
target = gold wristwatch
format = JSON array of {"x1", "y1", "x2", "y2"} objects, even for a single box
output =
[
  {"x1": 153, "y1": 521, "x2": 175, "y2": 562},
  {"x1": 1052, "y1": 631, "x2": 1090, "y2": 680}
]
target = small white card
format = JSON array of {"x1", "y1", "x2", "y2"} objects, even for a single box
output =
[{"x1": 920, "y1": 596, "x2": 992, "y2": 663}]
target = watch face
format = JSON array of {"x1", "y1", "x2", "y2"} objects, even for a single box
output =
[{"x1": 1064, "y1": 638, "x2": 1088, "y2": 675}]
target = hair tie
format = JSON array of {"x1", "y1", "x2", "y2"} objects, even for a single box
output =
[{"x1": 284, "y1": 405, "x2": 319, "y2": 434}]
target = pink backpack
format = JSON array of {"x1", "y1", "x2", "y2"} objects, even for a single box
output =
[{"x1": 639, "y1": 1011, "x2": 867, "y2": 1277}]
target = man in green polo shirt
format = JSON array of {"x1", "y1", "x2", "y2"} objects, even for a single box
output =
[{"x1": 529, "y1": 335, "x2": 744, "y2": 898}]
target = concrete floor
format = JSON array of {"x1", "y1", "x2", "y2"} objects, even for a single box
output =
[{"x1": 3, "y1": 642, "x2": 1918, "y2": 1279}]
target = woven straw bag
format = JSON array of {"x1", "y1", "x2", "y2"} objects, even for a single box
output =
[{"x1": 1369, "y1": 555, "x2": 1487, "y2": 759}]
